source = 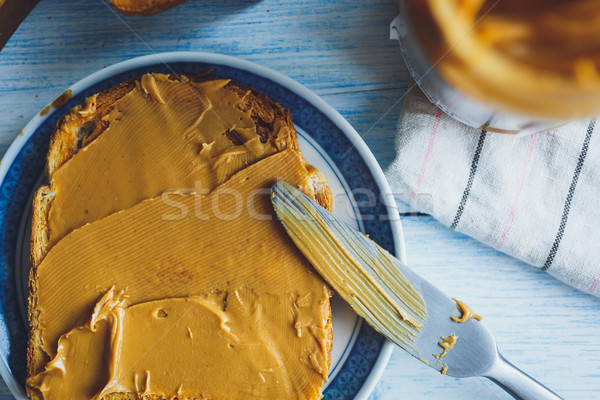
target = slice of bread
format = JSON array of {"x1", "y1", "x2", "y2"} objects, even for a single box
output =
[
  {"x1": 28, "y1": 73, "x2": 334, "y2": 400},
  {"x1": 109, "y1": 0, "x2": 189, "y2": 16},
  {"x1": 31, "y1": 72, "x2": 302, "y2": 268}
]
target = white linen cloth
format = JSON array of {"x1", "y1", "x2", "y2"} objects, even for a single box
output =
[{"x1": 385, "y1": 87, "x2": 600, "y2": 297}]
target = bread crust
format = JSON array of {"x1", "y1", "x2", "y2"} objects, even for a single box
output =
[{"x1": 27, "y1": 74, "x2": 334, "y2": 400}]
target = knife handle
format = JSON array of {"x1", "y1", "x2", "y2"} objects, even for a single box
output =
[{"x1": 485, "y1": 352, "x2": 564, "y2": 400}]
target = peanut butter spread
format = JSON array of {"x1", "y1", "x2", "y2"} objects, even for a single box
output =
[
  {"x1": 272, "y1": 182, "x2": 426, "y2": 352},
  {"x1": 451, "y1": 298, "x2": 482, "y2": 323},
  {"x1": 434, "y1": 335, "x2": 458, "y2": 360},
  {"x1": 47, "y1": 73, "x2": 293, "y2": 249},
  {"x1": 29, "y1": 150, "x2": 331, "y2": 399}
]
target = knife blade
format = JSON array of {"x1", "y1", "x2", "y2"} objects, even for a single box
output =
[
  {"x1": 0, "y1": 0, "x2": 40, "y2": 52},
  {"x1": 271, "y1": 181, "x2": 563, "y2": 400}
]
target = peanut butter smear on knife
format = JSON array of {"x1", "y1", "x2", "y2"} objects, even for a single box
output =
[
  {"x1": 271, "y1": 181, "x2": 427, "y2": 351},
  {"x1": 451, "y1": 298, "x2": 482, "y2": 323}
]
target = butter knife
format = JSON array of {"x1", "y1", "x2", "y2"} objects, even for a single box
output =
[{"x1": 271, "y1": 181, "x2": 563, "y2": 400}]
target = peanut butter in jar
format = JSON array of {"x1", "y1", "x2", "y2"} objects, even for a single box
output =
[{"x1": 395, "y1": 0, "x2": 600, "y2": 133}]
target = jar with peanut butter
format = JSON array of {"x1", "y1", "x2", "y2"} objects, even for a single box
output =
[{"x1": 392, "y1": 0, "x2": 600, "y2": 134}]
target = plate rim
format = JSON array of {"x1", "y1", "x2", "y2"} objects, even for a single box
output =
[{"x1": 0, "y1": 52, "x2": 403, "y2": 400}]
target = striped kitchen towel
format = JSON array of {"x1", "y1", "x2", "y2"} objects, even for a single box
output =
[{"x1": 385, "y1": 87, "x2": 600, "y2": 297}]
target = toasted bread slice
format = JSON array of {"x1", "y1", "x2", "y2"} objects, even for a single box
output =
[
  {"x1": 109, "y1": 0, "x2": 189, "y2": 16},
  {"x1": 28, "y1": 74, "x2": 334, "y2": 400},
  {"x1": 30, "y1": 72, "x2": 302, "y2": 268},
  {"x1": 28, "y1": 151, "x2": 334, "y2": 400}
]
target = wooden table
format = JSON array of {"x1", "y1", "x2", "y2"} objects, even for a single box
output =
[{"x1": 1, "y1": 0, "x2": 598, "y2": 399}]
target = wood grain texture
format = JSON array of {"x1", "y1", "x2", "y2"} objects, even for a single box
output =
[{"x1": 0, "y1": 0, "x2": 598, "y2": 399}]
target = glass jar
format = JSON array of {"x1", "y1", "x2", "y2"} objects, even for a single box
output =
[{"x1": 392, "y1": 0, "x2": 600, "y2": 134}]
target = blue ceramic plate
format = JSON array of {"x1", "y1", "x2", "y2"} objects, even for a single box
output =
[{"x1": 0, "y1": 53, "x2": 404, "y2": 399}]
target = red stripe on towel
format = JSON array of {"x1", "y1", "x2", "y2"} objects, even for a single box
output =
[
  {"x1": 496, "y1": 134, "x2": 539, "y2": 251},
  {"x1": 409, "y1": 108, "x2": 443, "y2": 204},
  {"x1": 588, "y1": 273, "x2": 600, "y2": 294}
]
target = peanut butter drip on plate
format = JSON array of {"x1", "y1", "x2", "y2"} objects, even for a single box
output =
[
  {"x1": 47, "y1": 73, "x2": 292, "y2": 249},
  {"x1": 29, "y1": 151, "x2": 331, "y2": 400},
  {"x1": 451, "y1": 298, "x2": 482, "y2": 323}
]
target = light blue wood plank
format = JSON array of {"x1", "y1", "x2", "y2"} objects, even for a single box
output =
[{"x1": 0, "y1": 0, "x2": 408, "y2": 95}]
